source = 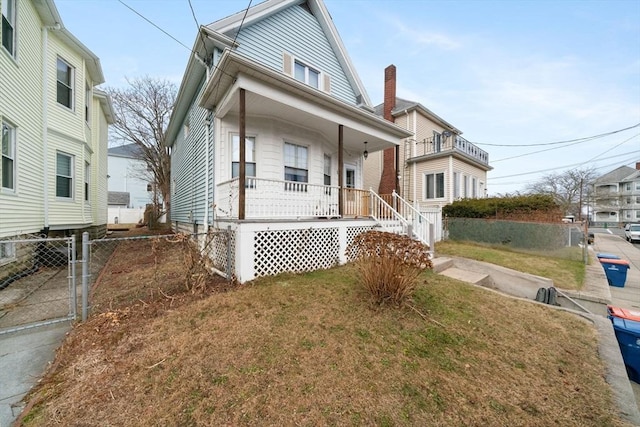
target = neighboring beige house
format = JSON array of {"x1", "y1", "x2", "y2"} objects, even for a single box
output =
[
  {"x1": 0, "y1": 0, "x2": 113, "y2": 261},
  {"x1": 590, "y1": 162, "x2": 640, "y2": 226},
  {"x1": 364, "y1": 65, "x2": 492, "y2": 212}
]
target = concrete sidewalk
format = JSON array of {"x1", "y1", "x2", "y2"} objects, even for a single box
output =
[
  {"x1": 0, "y1": 322, "x2": 70, "y2": 427},
  {"x1": 591, "y1": 232, "x2": 640, "y2": 310}
]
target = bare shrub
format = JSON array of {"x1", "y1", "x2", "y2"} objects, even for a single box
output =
[{"x1": 347, "y1": 230, "x2": 432, "y2": 305}]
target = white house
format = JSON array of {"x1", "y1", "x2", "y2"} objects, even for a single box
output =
[
  {"x1": 107, "y1": 143, "x2": 153, "y2": 209},
  {"x1": 1, "y1": 0, "x2": 113, "y2": 267},
  {"x1": 166, "y1": 0, "x2": 437, "y2": 283},
  {"x1": 590, "y1": 162, "x2": 640, "y2": 226}
]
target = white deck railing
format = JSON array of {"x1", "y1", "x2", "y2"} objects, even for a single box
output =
[{"x1": 216, "y1": 177, "x2": 340, "y2": 219}]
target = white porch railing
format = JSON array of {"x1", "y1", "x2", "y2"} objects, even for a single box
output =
[
  {"x1": 389, "y1": 191, "x2": 433, "y2": 248},
  {"x1": 216, "y1": 177, "x2": 340, "y2": 219},
  {"x1": 369, "y1": 191, "x2": 410, "y2": 236}
]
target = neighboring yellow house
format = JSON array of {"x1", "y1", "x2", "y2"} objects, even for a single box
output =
[
  {"x1": 0, "y1": 0, "x2": 113, "y2": 257},
  {"x1": 364, "y1": 65, "x2": 492, "y2": 212}
]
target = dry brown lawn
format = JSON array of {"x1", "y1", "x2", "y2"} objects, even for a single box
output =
[{"x1": 17, "y1": 229, "x2": 628, "y2": 426}]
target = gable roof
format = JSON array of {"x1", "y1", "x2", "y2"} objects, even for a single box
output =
[
  {"x1": 32, "y1": 0, "x2": 105, "y2": 85},
  {"x1": 108, "y1": 144, "x2": 144, "y2": 159},
  {"x1": 374, "y1": 97, "x2": 461, "y2": 134},
  {"x1": 592, "y1": 165, "x2": 636, "y2": 185},
  {"x1": 167, "y1": 0, "x2": 374, "y2": 145},
  {"x1": 107, "y1": 191, "x2": 130, "y2": 206},
  {"x1": 207, "y1": 0, "x2": 372, "y2": 108}
]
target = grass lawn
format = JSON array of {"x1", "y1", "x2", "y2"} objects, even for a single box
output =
[
  {"x1": 435, "y1": 240, "x2": 586, "y2": 290},
  {"x1": 17, "y1": 234, "x2": 626, "y2": 426}
]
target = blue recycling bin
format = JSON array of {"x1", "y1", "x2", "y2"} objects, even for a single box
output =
[
  {"x1": 609, "y1": 316, "x2": 640, "y2": 383},
  {"x1": 596, "y1": 253, "x2": 621, "y2": 260},
  {"x1": 599, "y1": 258, "x2": 630, "y2": 287}
]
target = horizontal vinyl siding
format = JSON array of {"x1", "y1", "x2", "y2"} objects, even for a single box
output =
[
  {"x1": 415, "y1": 157, "x2": 448, "y2": 205},
  {"x1": 0, "y1": 0, "x2": 45, "y2": 238},
  {"x1": 46, "y1": 34, "x2": 88, "y2": 144},
  {"x1": 171, "y1": 77, "x2": 209, "y2": 225},
  {"x1": 233, "y1": 5, "x2": 357, "y2": 105},
  {"x1": 452, "y1": 159, "x2": 487, "y2": 199},
  {"x1": 363, "y1": 150, "x2": 382, "y2": 193},
  {"x1": 92, "y1": 101, "x2": 109, "y2": 224},
  {"x1": 415, "y1": 114, "x2": 446, "y2": 142}
]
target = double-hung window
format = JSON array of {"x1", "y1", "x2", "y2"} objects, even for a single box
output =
[
  {"x1": 1, "y1": 121, "x2": 15, "y2": 190},
  {"x1": 232, "y1": 135, "x2": 256, "y2": 178},
  {"x1": 57, "y1": 57, "x2": 74, "y2": 109},
  {"x1": 453, "y1": 171, "x2": 460, "y2": 199},
  {"x1": 1, "y1": 0, "x2": 15, "y2": 56},
  {"x1": 294, "y1": 60, "x2": 320, "y2": 89},
  {"x1": 56, "y1": 152, "x2": 73, "y2": 198},
  {"x1": 425, "y1": 172, "x2": 444, "y2": 199},
  {"x1": 85, "y1": 83, "x2": 91, "y2": 123},
  {"x1": 284, "y1": 142, "x2": 307, "y2": 191}
]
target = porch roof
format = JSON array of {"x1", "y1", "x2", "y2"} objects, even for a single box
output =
[{"x1": 200, "y1": 50, "x2": 413, "y2": 153}]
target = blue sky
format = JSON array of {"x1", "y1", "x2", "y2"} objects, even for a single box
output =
[{"x1": 56, "y1": 0, "x2": 640, "y2": 195}]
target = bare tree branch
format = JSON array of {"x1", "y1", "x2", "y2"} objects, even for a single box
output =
[
  {"x1": 106, "y1": 77, "x2": 176, "y2": 222},
  {"x1": 526, "y1": 167, "x2": 597, "y2": 218}
]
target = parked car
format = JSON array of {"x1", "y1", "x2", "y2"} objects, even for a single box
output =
[{"x1": 625, "y1": 223, "x2": 640, "y2": 243}]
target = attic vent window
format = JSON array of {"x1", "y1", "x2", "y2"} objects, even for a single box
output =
[{"x1": 294, "y1": 60, "x2": 319, "y2": 89}]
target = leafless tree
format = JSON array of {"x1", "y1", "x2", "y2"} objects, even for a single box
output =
[
  {"x1": 106, "y1": 77, "x2": 176, "y2": 222},
  {"x1": 526, "y1": 167, "x2": 597, "y2": 219}
]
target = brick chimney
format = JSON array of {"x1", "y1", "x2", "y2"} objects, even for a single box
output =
[
  {"x1": 636, "y1": 161, "x2": 640, "y2": 170},
  {"x1": 378, "y1": 65, "x2": 397, "y2": 195}
]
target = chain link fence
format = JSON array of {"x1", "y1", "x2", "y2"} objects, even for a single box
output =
[
  {"x1": 0, "y1": 228, "x2": 234, "y2": 334},
  {"x1": 83, "y1": 230, "x2": 233, "y2": 319},
  {"x1": 0, "y1": 236, "x2": 75, "y2": 333},
  {"x1": 445, "y1": 218, "x2": 588, "y2": 261}
]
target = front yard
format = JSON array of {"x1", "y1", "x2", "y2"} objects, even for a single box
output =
[{"x1": 17, "y1": 231, "x2": 627, "y2": 426}]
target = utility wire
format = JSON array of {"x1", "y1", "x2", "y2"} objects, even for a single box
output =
[
  {"x1": 188, "y1": 0, "x2": 209, "y2": 60},
  {"x1": 474, "y1": 123, "x2": 640, "y2": 147},
  {"x1": 117, "y1": 0, "x2": 192, "y2": 52},
  {"x1": 580, "y1": 133, "x2": 640, "y2": 166},
  {"x1": 488, "y1": 150, "x2": 640, "y2": 180},
  {"x1": 492, "y1": 132, "x2": 639, "y2": 163}
]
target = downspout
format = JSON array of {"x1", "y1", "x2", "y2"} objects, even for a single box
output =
[
  {"x1": 194, "y1": 51, "x2": 210, "y2": 229},
  {"x1": 42, "y1": 24, "x2": 61, "y2": 229},
  {"x1": 411, "y1": 110, "x2": 417, "y2": 207}
]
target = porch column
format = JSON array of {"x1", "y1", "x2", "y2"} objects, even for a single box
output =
[
  {"x1": 338, "y1": 124, "x2": 344, "y2": 217},
  {"x1": 239, "y1": 88, "x2": 246, "y2": 220}
]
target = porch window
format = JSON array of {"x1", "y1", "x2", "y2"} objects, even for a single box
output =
[
  {"x1": 56, "y1": 152, "x2": 73, "y2": 199},
  {"x1": 472, "y1": 177, "x2": 477, "y2": 198},
  {"x1": 2, "y1": 0, "x2": 15, "y2": 56},
  {"x1": 284, "y1": 142, "x2": 307, "y2": 191},
  {"x1": 425, "y1": 172, "x2": 444, "y2": 199},
  {"x1": 463, "y1": 175, "x2": 469, "y2": 198},
  {"x1": 323, "y1": 154, "x2": 331, "y2": 186},
  {"x1": 2, "y1": 121, "x2": 15, "y2": 190},
  {"x1": 294, "y1": 60, "x2": 320, "y2": 89},
  {"x1": 57, "y1": 57, "x2": 74, "y2": 109},
  {"x1": 232, "y1": 135, "x2": 256, "y2": 178}
]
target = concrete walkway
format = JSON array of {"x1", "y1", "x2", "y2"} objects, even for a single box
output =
[{"x1": 0, "y1": 321, "x2": 70, "y2": 427}]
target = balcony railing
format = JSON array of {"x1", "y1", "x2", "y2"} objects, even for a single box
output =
[{"x1": 408, "y1": 135, "x2": 489, "y2": 166}]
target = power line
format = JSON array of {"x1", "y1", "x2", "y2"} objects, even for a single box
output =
[
  {"x1": 117, "y1": 0, "x2": 192, "y2": 52},
  {"x1": 188, "y1": 0, "x2": 209, "y2": 60},
  {"x1": 488, "y1": 150, "x2": 640, "y2": 180},
  {"x1": 492, "y1": 132, "x2": 640, "y2": 163},
  {"x1": 474, "y1": 123, "x2": 640, "y2": 147},
  {"x1": 580, "y1": 133, "x2": 640, "y2": 165}
]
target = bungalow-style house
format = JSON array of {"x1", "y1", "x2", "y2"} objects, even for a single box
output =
[
  {"x1": 108, "y1": 144, "x2": 153, "y2": 209},
  {"x1": 364, "y1": 66, "x2": 492, "y2": 240},
  {"x1": 589, "y1": 162, "x2": 640, "y2": 226},
  {"x1": 166, "y1": 0, "x2": 429, "y2": 283},
  {"x1": 0, "y1": 0, "x2": 113, "y2": 265}
]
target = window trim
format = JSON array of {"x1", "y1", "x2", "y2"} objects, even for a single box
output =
[
  {"x1": 56, "y1": 57, "x2": 75, "y2": 110},
  {"x1": 56, "y1": 151, "x2": 74, "y2": 199},
  {"x1": 1, "y1": 120, "x2": 16, "y2": 191},
  {"x1": 293, "y1": 58, "x2": 322, "y2": 90},
  {"x1": 1, "y1": 0, "x2": 16, "y2": 57},
  {"x1": 84, "y1": 161, "x2": 90, "y2": 203},
  {"x1": 284, "y1": 141, "x2": 308, "y2": 191},
  {"x1": 424, "y1": 171, "x2": 445, "y2": 200},
  {"x1": 85, "y1": 83, "x2": 91, "y2": 123},
  {"x1": 231, "y1": 134, "x2": 256, "y2": 179}
]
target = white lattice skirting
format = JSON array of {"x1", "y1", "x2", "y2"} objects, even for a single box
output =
[{"x1": 212, "y1": 219, "x2": 376, "y2": 283}]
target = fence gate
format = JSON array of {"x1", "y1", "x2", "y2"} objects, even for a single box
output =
[{"x1": 0, "y1": 236, "x2": 76, "y2": 334}]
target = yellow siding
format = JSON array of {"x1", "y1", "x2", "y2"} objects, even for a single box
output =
[
  {"x1": 0, "y1": 0, "x2": 108, "y2": 237},
  {"x1": 363, "y1": 149, "x2": 382, "y2": 192},
  {"x1": 0, "y1": 0, "x2": 44, "y2": 238}
]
